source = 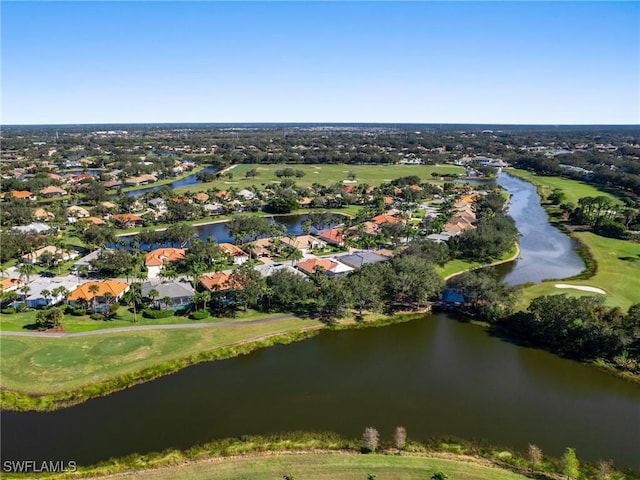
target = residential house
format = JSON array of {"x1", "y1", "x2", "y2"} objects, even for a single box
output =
[
  {"x1": 144, "y1": 248, "x2": 185, "y2": 279},
  {"x1": 318, "y1": 228, "x2": 346, "y2": 247},
  {"x1": 39, "y1": 186, "x2": 68, "y2": 197},
  {"x1": 255, "y1": 263, "x2": 307, "y2": 278},
  {"x1": 294, "y1": 257, "x2": 353, "y2": 277},
  {"x1": 219, "y1": 243, "x2": 249, "y2": 265},
  {"x1": 193, "y1": 192, "x2": 209, "y2": 203},
  {"x1": 371, "y1": 214, "x2": 405, "y2": 226},
  {"x1": 236, "y1": 189, "x2": 255, "y2": 200},
  {"x1": 337, "y1": 251, "x2": 390, "y2": 269},
  {"x1": 203, "y1": 203, "x2": 225, "y2": 216},
  {"x1": 21, "y1": 246, "x2": 77, "y2": 265},
  {"x1": 66, "y1": 206, "x2": 91, "y2": 219},
  {"x1": 112, "y1": 213, "x2": 144, "y2": 228},
  {"x1": 279, "y1": 235, "x2": 326, "y2": 254},
  {"x1": 124, "y1": 174, "x2": 157, "y2": 187},
  {"x1": 0, "y1": 277, "x2": 25, "y2": 294},
  {"x1": 199, "y1": 272, "x2": 243, "y2": 293},
  {"x1": 141, "y1": 280, "x2": 194, "y2": 310},
  {"x1": 33, "y1": 208, "x2": 55, "y2": 222},
  {"x1": 24, "y1": 277, "x2": 79, "y2": 308},
  {"x1": 79, "y1": 216, "x2": 107, "y2": 226},
  {"x1": 10, "y1": 190, "x2": 36, "y2": 201},
  {"x1": 68, "y1": 279, "x2": 130, "y2": 311},
  {"x1": 247, "y1": 238, "x2": 274, "y2": 258},
  {"x1": 71, "y1": 173, "x2": 93, "y2": 184},
  {"x1": 12, "y1": 222, "x2": 51, "y2": 234}
]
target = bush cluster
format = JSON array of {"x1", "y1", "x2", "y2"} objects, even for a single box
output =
[{"x1": 142, "y1": 309, "x2": 174, "y2": 319}]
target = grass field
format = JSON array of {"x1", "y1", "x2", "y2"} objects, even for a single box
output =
[
  {"x1": 518, "y1": 231, "x2": 640, "y2": 310},
  {"x1": 0, "y1": 308, "x2": 289, "y2": 333},
  {"x1": 507, "y1": 168, "x2": 622, "y2": 205},
  {"x1": 437, "y1": 243, "x2": 519, "y2": 280},
  {"x1": 176, "y1": 163, "x2": 465, "y2": 193},
  {"x1": 97, "y1": 453, "x2": 527, "y2": 480},
  {"x1": 0, "y1": 316, "x2": 322, "y2": 395}
]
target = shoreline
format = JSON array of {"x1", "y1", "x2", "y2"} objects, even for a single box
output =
[
  {"x1": 0, "y1": 313, "x2": 424, "y2": 412},
  {"x1": 443, "y1": 242, "x2": 521, "y2": 281}
]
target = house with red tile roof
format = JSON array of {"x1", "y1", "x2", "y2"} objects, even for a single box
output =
[
  {"x1": 294, "y1": 257, "x2": 353, "y2": 277},
  {"x1": 371, "y1": 214, "x2": 404, "y2": 226},
  {"x1": 112, "y1": 213, "x2": 144, "y2": 228},
  {"x1": 68, "y1": 279, "x2": 129, "y2": 310},
  {"x1": 10, "y1": 190, "x2": 36, "y2": 200},
  {"x1": 219, "y1": 243, "x2": 249, "y2": 265},
  {"x1": 318, "y1": 228, "x2": 346, "y2": 246},
  {"x1": 199, "y1": 272, "x2": 243, "y2": 292},
  {"x1": 145, "y1": 248, "x2": 186, "y2": 279}
]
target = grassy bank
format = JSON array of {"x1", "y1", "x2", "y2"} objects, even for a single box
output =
[
  {"x1": 5, "y1": 432, "x2": 635, "y2": 480},
  {"x1": 0, "y1": 312, "x2": 431, "y2": 411},
  {"x1": 0, "y1": 317, "x2": 323, "y2": 411},
  {"x1": 504, "y1": 170, "x2": 640, "y2": 310},
  {"x1": 175, "y1": 163, "x2": 465, "y2": 193},
  {"x1": 506, "y1": 168, "x2": 622, "y2": 205},
  {"x1": 518, "y1": 231, "x2": 640, "y2": 310}
]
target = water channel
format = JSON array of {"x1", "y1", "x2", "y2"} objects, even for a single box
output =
[{"x1": 2, "y1": 173, "x2": 639, "y2": 469}]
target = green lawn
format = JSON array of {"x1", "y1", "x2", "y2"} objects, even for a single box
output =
[
  {"x1": 0, "y1": 308, "x2": 290, "y2": 333},
  {"x1": 506, "y1": 168, "x2": 622, "y2": 205},
  {"x1": 176, "y1": 163, "x2": 465, "y2": 193},
  {"x1": 0, "y1": 317, "x2": 322, "y2": 395},
  {"x1": 82, "y1": 453, "x2": 528, "y2": 480},
  {"x1": 437, "y1": 243, "x2": 519, "y2": 280},
  {"x1": 518, "y1": 232, "x2": 640, "y2": 310}
]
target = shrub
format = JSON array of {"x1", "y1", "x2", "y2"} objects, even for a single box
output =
[
  {"x1": 109, "y1": 303, "x2": 120, "y2": 313},
  {"x1": 90, "y1": 312, "x2": 106, "y2": 321},
  {"x1": 190, "y1": 310, "x2": 210, "y2": 320},
  {"x1": 1, "y1": 308, "x2": 16, "y2": 314},
  {"x1": 142, "y1": 309, "x2": 174, "y2": 319}
]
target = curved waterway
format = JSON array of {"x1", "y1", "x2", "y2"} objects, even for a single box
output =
[
  {"x1": 495, "y1": 173, "x2": 585, "y2": 284},
  {"x1": 2, "y1": 173, "x2": 639, "y2": 470}
]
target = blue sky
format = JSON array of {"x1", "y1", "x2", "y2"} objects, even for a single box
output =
[{"x1": 2, "y1": 1, "x2": 639, "y2": 125}]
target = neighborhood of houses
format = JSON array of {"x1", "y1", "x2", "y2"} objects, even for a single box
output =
[{"x1": 1, "y1": 185, "x2": 481, "y2": 314}]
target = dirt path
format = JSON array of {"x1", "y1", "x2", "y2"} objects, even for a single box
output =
[{"x1": 0, "y1": 314, "x2": 297, "y2": 338}]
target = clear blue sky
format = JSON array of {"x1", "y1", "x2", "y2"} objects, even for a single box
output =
[{"x1": 2, "y1": 1, "x2": 639, "y2": 125}]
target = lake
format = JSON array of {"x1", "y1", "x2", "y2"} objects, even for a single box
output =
[{"x1": 2, "y1": 172, "x2": 638, "y2": 470}]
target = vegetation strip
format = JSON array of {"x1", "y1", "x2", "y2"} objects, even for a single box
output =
[{"x1": 2, "y1": 432, "x2": 634, "y2": 480}]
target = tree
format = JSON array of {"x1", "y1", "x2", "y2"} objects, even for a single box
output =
[
  {"x1": 17, "y1": 263, "x2": 36, "y2": 283},
  {"x1": 147, "y1": 288, "x2": 160, "y2": 307},
  {"x1": 161, "y1": 296, "x2": 173, "y2": 310},
  {"x1": 394, "y1": 426, "x2": 407, "y2": 451},
  {"x1": 88, "y1": 284, "x2": 101, "y2": 310},
  {"x1": 165, "y1": 222, "x2": 196, "y2": 248},
  {"x1": 40, "y1": 289, "x2": 51, "y2": 307},
  {"x1": 35, "y1": 307, "x2": 64, "y2": 329},
  {"x1": 562, "y1": 447, "x2": 580, "y2": 480},
  {"x1": 526, "y1": 444, "x2": 542, "y2": 474},
  {"x1": 19, "y1": 285, "x2": 30, "y2": 309},
  {"x1": 122, "y1": 283, "x2": 142, "y2": 322},
  {"x1": 362, "y1": 427, "x2": 379, "y2": 453}
]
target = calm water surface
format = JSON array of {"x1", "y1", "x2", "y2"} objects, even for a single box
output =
[{"x1": 2, "y1": 172, "x2": 638, "y2": 469}]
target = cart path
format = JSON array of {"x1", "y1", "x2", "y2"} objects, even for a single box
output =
[{"x1": 0, "y1": 314, "x2": 303, "y2": 338}]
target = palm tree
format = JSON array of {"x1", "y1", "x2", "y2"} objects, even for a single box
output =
[
  {"x1": 201, "y1": 291, "x2": 211, "y2": 311},
  {"x1": 41, "y1": 289, "x2": 51, "y2": 307},
  {"x1": 148, "y1": 288, "x2": 160, "y2": 308},
  {"x1": 88, "y1": 284, "x2": 100, "y2": 310},
  {"x1": 52, "y1": 286, "x2": 70, "y2": 306},
  {"x1": 123, "y1": 283, "x2": 142, "y2": 322},
  {"x1": 161, "y1": 295, "x2": 172, "y2": 310},
  {"x1": 17, "y1": 263, "x2": 36, "y2": 283},
  {"x1": 103, "y1": 292, "x2": 114, "y2": 311},
  {"x1": 286, "y1": 246, "x2": 303, "y2": 266},
  {"x1": 19, "y1": 285, "x2": 31, "y2": 309}
]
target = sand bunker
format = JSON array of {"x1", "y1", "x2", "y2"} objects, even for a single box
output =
[{"x1": 554, "y1": 284, "x2": 606, "y2": 294}]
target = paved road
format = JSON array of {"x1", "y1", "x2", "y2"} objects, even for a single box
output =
[{"x1": 0, "y1": 314, "x2": 301, "y2": 338}]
